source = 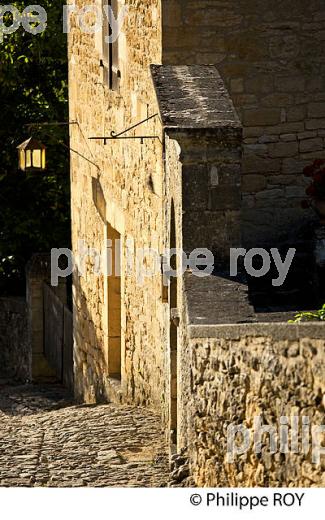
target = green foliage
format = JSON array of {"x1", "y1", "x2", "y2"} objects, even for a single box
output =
[
  {"x1": 0, "y1": 1, "x2": 70, "y2": 295},
  {"x1": 289, "y1": 304, "x2": 325, "y2": 323}
]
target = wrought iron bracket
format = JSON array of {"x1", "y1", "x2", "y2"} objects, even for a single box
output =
[{"x1": 88, "y1": 113, "x2": 161, "y2": 144}]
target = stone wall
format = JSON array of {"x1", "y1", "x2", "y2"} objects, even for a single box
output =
[
  {"x1": 162, "y1": 0, "x2": 325, "y2": 246},
  {"x1": 185, "y1": 322, "x2": 325, "y2": 487},
  {"x1": 69, "y1": 0, "x2": 170, "y2": 412},
  {"x1": 0, "y1": 298, "x2": 30, "y2": 382}
]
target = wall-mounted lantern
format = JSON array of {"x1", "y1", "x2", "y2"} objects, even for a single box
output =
[
  {"x1": 17, "y1": 137, "x2": 46, "y2": 172},
  {"x1": 16, "y1": 121, "x2": 100, "y2": 174}
]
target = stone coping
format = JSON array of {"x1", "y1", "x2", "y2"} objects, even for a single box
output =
[
  {"x1": 151, "y1": 64, "x2": 242, "y2": 130},
  {"x1": 188, "y1": 322, "x2": 325, "y2": 340}
]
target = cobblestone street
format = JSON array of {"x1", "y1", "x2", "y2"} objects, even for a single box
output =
[{"x1": 0, "y1": 383, "x2": 169, "y2": 487}]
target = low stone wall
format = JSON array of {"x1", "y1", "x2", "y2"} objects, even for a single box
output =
[
  {"x1": 187, "y1": 323, "x2": 325, "y2": 487},
  {"x1": 0, "y1": 297, "x2": 30, "y2": 381}
]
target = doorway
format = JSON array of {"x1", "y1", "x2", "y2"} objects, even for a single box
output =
[{"x1": 106, "y1": 222, "x2": 121, "y2": 379}]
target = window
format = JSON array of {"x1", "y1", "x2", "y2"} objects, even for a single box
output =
[{"x1": 101, "y1": 0, "x2": 120, "y2": 90}]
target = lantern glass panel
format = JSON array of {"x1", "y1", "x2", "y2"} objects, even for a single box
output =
[
  {"x1": 42, "y1": 149, "x2": 46, "y2": 169},
  {"x1": 19, "y1": 150, "x2": 25, "y2": 170},
  {"x1": 26, "y1": 150, "x2": 32, "y2": 168},
  {"x1": 33, "y1": 149, "x2": 41, "y2": 168}
]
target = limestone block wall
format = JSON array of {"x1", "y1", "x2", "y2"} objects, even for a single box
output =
[
  {"x1": 185, "y1": 323, "x2": 325, "y2": 487},
  {"x1": 162, "y1": 0, "x2": 325, "y2": 246},
  {"x1": 69, "y1": 1, "x2": 172, "y2": 414},
  {"x1": 0, "y1": 298, "x2": 30, "y2": 382}
]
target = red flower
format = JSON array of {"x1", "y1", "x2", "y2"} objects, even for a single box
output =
[{"x1": 302, "y1": 159, "x2": 325, "y2": 207}]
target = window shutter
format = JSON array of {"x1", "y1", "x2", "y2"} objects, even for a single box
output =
[
  {"x1": 110, "y1": 0, "x2": 120, "y2": 90},
  {"x1": 100, "y1": 0, "x2": 110, "y2": 86},
  {"x1": 100, "y1": 0, "x2": 120, "y2": 90}
]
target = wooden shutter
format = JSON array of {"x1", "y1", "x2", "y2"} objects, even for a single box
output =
[
  {"x1": 101, "y1": 0, "x2": 110, "y2": 86},
  {"x1": 110, "y1": 0, "x2": 120, "y2": 90}
]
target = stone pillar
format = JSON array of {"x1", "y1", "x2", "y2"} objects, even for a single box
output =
[{"x1": 172, "y1": 127, "x2": 242, "y2": 268}]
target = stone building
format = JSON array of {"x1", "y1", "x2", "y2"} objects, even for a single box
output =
[{"x1": 68, "y1": 1, "x2": 325, "y2": 486}]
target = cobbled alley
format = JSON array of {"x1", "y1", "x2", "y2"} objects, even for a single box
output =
[{"x1": 0, "y1": 383, "x2": 169, "y2": 487}]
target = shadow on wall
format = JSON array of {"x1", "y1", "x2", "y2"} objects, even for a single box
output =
[{"x1": 72, "y1": 270, "x2": 124, "y2": 405}]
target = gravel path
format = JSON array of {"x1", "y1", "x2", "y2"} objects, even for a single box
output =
[{"x1": 0, "y1": 383, "x2": 169, "y2": 487}]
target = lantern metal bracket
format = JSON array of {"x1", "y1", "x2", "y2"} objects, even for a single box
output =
[
  {"x1": 22, "y1": 121, "x2": 100, "y2": 171},
  {"x1": 88, "y1": 113, "x2": 161, "y2": 145}
]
